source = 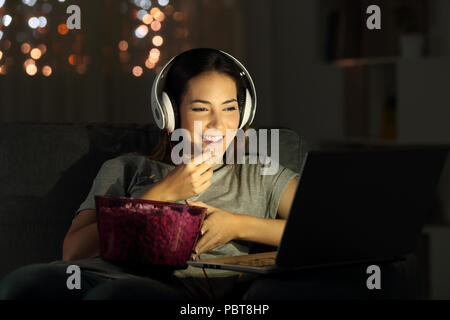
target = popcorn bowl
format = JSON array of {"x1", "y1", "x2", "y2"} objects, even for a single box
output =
[{"x1": 95, "y1": 196, "x2": 206, "y2": 269}]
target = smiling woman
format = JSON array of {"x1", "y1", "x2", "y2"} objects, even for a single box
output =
[
  {"x1": 0, "y1": 48, "x2": 300, "y2": 301},
  {"x1": 148, "y1": 48, "x2": 253, "y2": 166}
]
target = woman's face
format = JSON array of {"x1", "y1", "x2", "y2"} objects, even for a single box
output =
[{"x1": 179, "y1": 71, "x2": 240, "y2": 164}]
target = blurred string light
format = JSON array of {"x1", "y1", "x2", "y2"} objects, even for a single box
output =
[
  {"x1": 2, "y1": 14, "x2": 12, "y2": 26},
  {"x1": 0, "y1": 0, "x2": 88, "y2": 76},
  {"x1": 0, "y1": 0, "x2": 187, "y2": 77},
  {"x1": 121, "y1": 0, "x2": 190, "y2": 77}
]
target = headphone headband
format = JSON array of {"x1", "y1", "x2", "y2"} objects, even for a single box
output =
[{"x1": 150, "y1": 48, "x2": 257, "y2": 132}]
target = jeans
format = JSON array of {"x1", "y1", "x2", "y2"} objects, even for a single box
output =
[
  {"x1": 0, "y1": 255, "x2": 422, "y2": 300},
  {"x1": 0, "y1": 263, "x2": 190, "y2": 300}
]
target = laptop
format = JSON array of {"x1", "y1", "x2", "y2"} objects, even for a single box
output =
[{"x1": 188, "y1": 146, "x2": 449, "y2": 274}]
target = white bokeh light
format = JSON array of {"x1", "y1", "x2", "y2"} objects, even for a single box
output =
[
  {"x1": 135, "y1": 25, "x2": 149, "y2": 39},
  {"x1": 38, "y1": 16, "x2": 47, "y2": 28},
  {"x1": 28, "y1": 17, "x2": 40, "y2": 29},
  {"x1": 2, "y1": 15, "x2": 12, "y2": 27},
  {"x1": 22, "y1": 0, "x2": 38, "y2": 6},
  {"x1": 158, "y1": 0, "x2": 169, "y2": 6}
]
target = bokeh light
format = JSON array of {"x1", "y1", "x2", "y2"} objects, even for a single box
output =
[
  {"x1": 158, "y1": 0, "x2": 170, "y2": 6},
  {"x1": 0, "y1": 50, "x2": 3, "y2": 61},
  {"x1": 164, "y1": 5, "x2": 175, "y2": 15},
  {"x1": 30, "y1": 48, "x2": 42, "y2": 60},
  {"x1": 173, "y1": 11, "x2": 184, "y2": 22},
  {"x1": 118, "y1": 40, "x2": 128, "y2": 51},
  {"x1": 150, "y1": 8, "x2": 160, "y2": 15},
  {"x1": 150, "y1": 21, "x2": 161, "y2": 31},
  {"x1": 38, "y1": 17, "x2": 47, "y2": 28},
  {"x1": 145, "y1": 59, "x2": 155, "y2": 69},
  {"x1": 21, "y1": 43, "x2": 31, "y2": 54},
  {"x1": 152, "y1": 35, "x2": 163, "y2": 47},
  {"x1": 42, "y1": 65, "x2": 52, "y2": 77},
  {"x1": 24, "y1": 58, "x2": 35, "y2": 68},
  {"x1": 26, "y1": 64, "x2": 38, "y2": 76},
  {"x1": 142, "y1": 14, "x2": 153, "y2": 25},
  {"x1": 2, "y1": 14, "x2": 12, "y2": 27},
  {"x1": 28, "y1": 17, "x2": 40, "y2": 29},
  {"x1": 37, "y1": 44, "x2": 47, "y2": 55},
  {"x1": 58, "y1": 24, "x2": 69, "y2": 35},
  {"x1": 154, "y1": 11, "x2": 165, "y2": 22},
  {"x1": 132, "y1": 66, "x2": 143, "y2": 77},
  {"x1": 149, "y1": 48, "x2": 160, "y2": 59},
  {"x1": 135, "y1": 25, "x2": 149, "y2": 38}
]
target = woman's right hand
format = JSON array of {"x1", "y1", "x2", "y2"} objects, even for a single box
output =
[{"x1": 152, "y1": 150, "x2": 216, "y2": 202}]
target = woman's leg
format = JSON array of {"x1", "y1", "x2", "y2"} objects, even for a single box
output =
[
  {"x1": 82, "y1": 277, "x2": 189, "y2": 300},
  {"x1": 0, "y1": 263, "x2": 110, "y2": 300}
]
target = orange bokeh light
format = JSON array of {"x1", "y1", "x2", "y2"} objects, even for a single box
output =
[
  {"x1": 142, "y1": 14, "x2": 153, "y2": 25},
  {"x1": 30, "y1": 48, "x2": 42, "y2": 60},
  {"x1": 173, "y1": 12, "x2": 184, "y2": 22},
  {"x1": 21, "y1": 43, "x2": 31, "y2": 54},
  {"x1": 145, "y1": 59, "x2": 155, "y2": 69},
  {"x1": 150, "y1": 21, "x2": 161, "y2": 31},
  {"x1": 26, "y1": 64, "x2": 38, "y2": 76},
  {"x1": 42, "y1": 65, "x2": 52, "y2": 77},
  {"x1": 24, "y1": 58, "x2": 35, "y2": 68},
  {"x1": 150, "y1": 8, "x2": 160, "y2": 15},
  {"x1": 68, "y1": 54, "x2": 80, "y2": 66},
  {"x1": 58, "y1": 24, "x2": 69, "y2": 35},
  {"x1": 165, "y1": 5, "x2": 175, "y2": 15},
  {"x1": 152, "y1": 35, "x2": 163, "y2": 47},
  {"x1": 37, "y1": 44, "x2": 47, "y2": 55},
  {"x1": 132, "y1": 66, "x2": 143, "y2": 77},
  {"x1": 149, "y1": 48, "x2": 160, "y2": 60},
  {"x1": 154, "y1": 11, "x2": 165, "y2": 22},
  {"x1": 118, "y1": 40, "x2": 128, "y2": 51}
]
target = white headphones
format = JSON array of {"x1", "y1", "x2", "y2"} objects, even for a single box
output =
[{"x1": 150, "y1": 48, "x2": 257, "y2": 133}]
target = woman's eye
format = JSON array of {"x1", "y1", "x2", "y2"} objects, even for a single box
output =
[{"x1": 192, "y1": 106, "x2": 237, "y2": 112}]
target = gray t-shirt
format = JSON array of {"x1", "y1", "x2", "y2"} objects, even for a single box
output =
[{"x1": 53, "y1": 154, "x2": 299, "y2": 297}]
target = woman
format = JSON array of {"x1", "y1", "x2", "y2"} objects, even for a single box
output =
[{"x1": 0, "y1": 48, "x2": 299, "y2": 300}]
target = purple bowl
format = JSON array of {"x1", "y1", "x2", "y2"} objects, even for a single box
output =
[{"x1": 95, "y1": 196, "x2": 206, "y2": 268}]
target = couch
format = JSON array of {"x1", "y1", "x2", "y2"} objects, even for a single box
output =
[{"x1": 0, "y1": 122, "x2": 421, "y2": 299}]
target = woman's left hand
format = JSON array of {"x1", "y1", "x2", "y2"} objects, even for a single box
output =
[{"x1": 187, "y1": 200, "x2": 240, "y2": 257}]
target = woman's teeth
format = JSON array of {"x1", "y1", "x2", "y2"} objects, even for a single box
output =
[{"x1": 203, "y1": 135, "x2": 223, "y2": 142}]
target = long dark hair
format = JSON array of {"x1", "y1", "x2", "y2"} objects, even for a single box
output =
[{"x1": 148, "y1": 48, "x2": 252, "y2": 165}]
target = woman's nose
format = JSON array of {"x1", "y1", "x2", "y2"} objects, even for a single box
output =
[{"x1": 207, "y1": 113, "x2": 226, "y2": 129}]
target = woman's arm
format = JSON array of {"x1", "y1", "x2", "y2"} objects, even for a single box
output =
[
  {"x1": 234, "y1": 177, "x2": 299, "y2": 246},
  {"x1": 189, "y1": 177, "x2": 299, "y2": 254},
  {"x1": 62, "y1": 209, "x2": 99, "y2": 261}
]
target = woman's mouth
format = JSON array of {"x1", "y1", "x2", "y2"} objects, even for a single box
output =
[{"x1": 202, "y1": 135, "x2": 224, "y2": 145}]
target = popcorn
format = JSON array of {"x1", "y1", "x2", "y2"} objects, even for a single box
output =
[{"x1": 95, "y1": 196, "x2": 206, "y2": 268}]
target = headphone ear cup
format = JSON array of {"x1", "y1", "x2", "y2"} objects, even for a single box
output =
[
  {"x1": 151, "y1": 96, "x2": 165, "y2": 130},
  {"x1": 239, "y1": 88, "x2": 252, "y2": 129},
  {"x1": 161, "y1": 91, "x2": 176, "y2": 132}
]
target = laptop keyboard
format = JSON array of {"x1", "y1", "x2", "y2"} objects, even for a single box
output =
[{"x1": 232, "y1": 256, "x2": 276, "y2": 267}]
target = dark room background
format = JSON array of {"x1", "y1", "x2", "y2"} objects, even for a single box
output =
[{"x1": 1, "y1": 0, "x2": 449, "y2": 299}]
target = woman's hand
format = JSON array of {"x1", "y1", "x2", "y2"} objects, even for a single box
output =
[
  {"x1": 187, "y1": 200, "x2": 240, "y2": 257},
  {"x1": 148, "y1": 151, "x2": 215, "y2": 202}
]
